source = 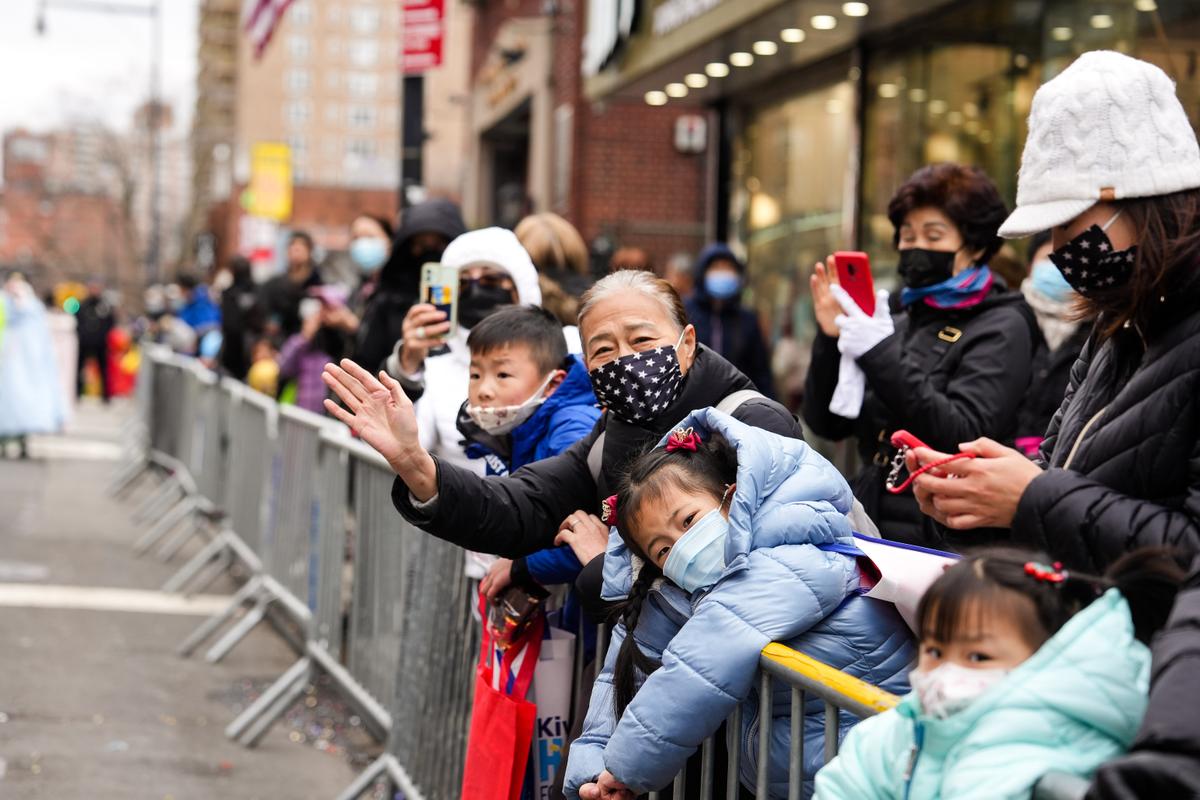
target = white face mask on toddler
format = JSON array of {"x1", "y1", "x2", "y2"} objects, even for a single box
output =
[{"x1": 908, "y1": 662, "x2": 1009, "y2": 719}]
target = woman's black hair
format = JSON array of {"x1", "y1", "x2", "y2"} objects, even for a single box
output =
[
  {"x1": 608, "y1": 430, "x2": 738, "y2": 717},
  {"x1": 1084, "y1": 187, "x2": 1200, "y2": 342},
  {"x1": 886, "y1": 163, "x2": 1008, "y2": 264},
  {"x1": 918, "y1": 546, "x2": 1188, "y2": 651}
]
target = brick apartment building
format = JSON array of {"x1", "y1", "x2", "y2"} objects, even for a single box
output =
[
  {"x1": 191, "y1": 0, "x2": 476, "y2": 275},
  {"x1": 464, "y1": 0, "x2": 711, "y2": 272},
  {"x1": 0, "y1": 129, "x2": 139, "y2": 304}
]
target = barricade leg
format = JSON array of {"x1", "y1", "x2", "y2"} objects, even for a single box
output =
[
  {"x1": 382, "y1": 756, "x2": 423, "y2": 800},
  {"x1": 236, "y1": 662, "x2": 313, "y2": 748},
  {"x1": 204, "y1": 593, "x2": 272, "y2": 664},
  {"x1": 107, "y1": 458, "x2": 149, "y2": 497},
  {"x1": 161, "y1": 531, "x2": 228, "y2": 593},
  {"x1": 757, "y1": 672, "x2": 773, "y2": 800},
  {"x1": 154, "y1": 510, "x2": 210, "y2": 562},
  {"x1": 131, "y1": 477, "x2": 180, "y2": 524},
  {"x1": 789, "y1": 688, "x2": 804, "y2": 800},
  {"x1": 133, "y1": 496, "x2": 197, "y2": 555},
  {"x1": 177, "y1": 576, "x2": 262, "y2": 657},
  {"x1": 114, "y1": 465, "x2": 156, "y2": 500},
  {"x1": 334, "y1": 754, "x2": 393, "y2": 800},
  {"x1": 225, "y1": 655, "x2": 312, "y2": 741},
  {"x1": 184, "y1": 544, "x2": 232, "y2": 596}
]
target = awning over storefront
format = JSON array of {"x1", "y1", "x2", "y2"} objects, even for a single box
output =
[{"x1": 583, "y1": 0, "x2": 955, "y2": 103}]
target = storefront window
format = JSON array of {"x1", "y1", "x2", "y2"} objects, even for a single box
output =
[
  {"x1": 723, "y1": 0, "x2": 1198, "y2": 416},
  {"x1": 860, "y1": 0, "x2": 1200, "y2": 282},
  {"x1": 730, "y1": 74, "x2": 857, "y2": 405}
]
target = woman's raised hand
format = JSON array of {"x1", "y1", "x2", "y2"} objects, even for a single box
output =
[
  {"x1": 322, "y1": 359, "x2": 438, "y2": 499},
  {"x1": 811, "y1": 255, "x2": 842, "y2": 338},
  {"x1": 398, "y1": 302, "x2": 451, "y2": 375}
]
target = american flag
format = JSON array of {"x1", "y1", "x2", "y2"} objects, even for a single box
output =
[
  {"x1": 589, "y1": 346, "x2": 684, "y2": 424},
  {"x1": 243, "y1": 0, "x2": 294, "y2": 59}
]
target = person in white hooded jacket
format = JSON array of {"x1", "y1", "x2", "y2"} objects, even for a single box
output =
[{"x1": 383, "y1": 227, "x2": 545, "y2": 576}]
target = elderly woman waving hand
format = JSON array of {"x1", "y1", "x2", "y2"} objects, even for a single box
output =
[{"x1": 322, "y1": 269, "x2": 802, "y2": 614}]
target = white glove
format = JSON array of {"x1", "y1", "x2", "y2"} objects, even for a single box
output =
[
  {"x1": 828, "y1": 286, "x2": 893, "y2": 419},
  {"x1": 833, "y1": 286, "x2": 894, "y2": 359}
]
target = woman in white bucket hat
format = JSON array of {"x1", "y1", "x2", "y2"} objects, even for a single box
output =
[{"x1": 908, "y1": 50, "x2": 1200, "y2": 573}]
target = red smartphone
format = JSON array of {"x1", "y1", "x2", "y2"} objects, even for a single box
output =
[{"x1": 833, "y1": 251, "x2": 875, "y2": 316}]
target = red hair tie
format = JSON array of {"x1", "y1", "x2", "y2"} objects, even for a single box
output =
[
  {"x1": 1024, "y1": 561, "x2": 1067, "y2": 584},
  {"x1": 600, "y1": 494, "x2": 618, "y2": 525},
  {"x1": 665, "y1": 427, "x2": 701, "y2": 453}
]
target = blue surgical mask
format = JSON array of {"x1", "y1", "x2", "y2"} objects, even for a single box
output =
[
  {"x1": 1030, "y1": 259, "x2": 1075, "y2": 303},
  {"x1": 704, "y1": 271, "x2": 741, "y2": 300},
  {"x1": 350, "y1": 237, "x2": 389, "y2": 273},
  {"x1": 662, "y1": 497, "x2": 731, "y2": 593}
]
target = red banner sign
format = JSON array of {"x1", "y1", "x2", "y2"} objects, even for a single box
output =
[{"x1": 402, "y1": 0, "x2": 444, "y2": 74}]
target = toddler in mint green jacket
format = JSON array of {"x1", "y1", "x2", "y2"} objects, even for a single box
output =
[{"x1": 815, "y1": 547, "x2": 1186, "y2": 800}]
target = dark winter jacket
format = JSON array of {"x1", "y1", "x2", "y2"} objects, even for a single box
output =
[
  {"x1": 457, "y1": 355, "x2": 602, "y2": 587},
  {"x1": 803, "y1": 285, "x2": 1037, "y2": 548},
  {"x1": 684, "y1": 244, "x2": 776, "y2": 398},
  {"x1": 1088, "y1": 556, "x2": 1200, "y2": 800},
  {"x1": 219, "y1": 280, "x2": 264, "y2": 379},
  {"x1": 392, "y1": 345, "x2": 801, "y2": 604},
  {"x1": 258, "y1": 268, "x2": 322, "y2": 346},
  {"x1": 1015, "y1": 325, "x2": 1090, "y2": 455},
  {"x1": 1011, "y1": 307, "x2": 1200, "y2": 571},
  {"x1": 354, "y1": 199, "x2": 467, "y2": 372},
  {"x1": 77, "y1": 295, "x2": 115, "y2": 350}
]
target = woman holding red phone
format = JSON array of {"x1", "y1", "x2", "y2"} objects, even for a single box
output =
[{"x1": 802, "y1": 162, "x2": 1038, "y2": 548}]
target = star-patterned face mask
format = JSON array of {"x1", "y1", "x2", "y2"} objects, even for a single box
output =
[
  {"x1": 588, "y1": 330, "x2": 687, "y2": 424},
  {"x1": 1048, "y1": 209, "x2": 1138, "y2": 297}
]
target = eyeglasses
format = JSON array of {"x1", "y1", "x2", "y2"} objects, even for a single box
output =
[{"x1": 460, "y1": 273, "x2": 514, "y2": 291}]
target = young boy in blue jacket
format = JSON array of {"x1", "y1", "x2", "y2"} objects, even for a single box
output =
[{"x1": 454, "y1": 305, "x2": 601, "y2": 598}]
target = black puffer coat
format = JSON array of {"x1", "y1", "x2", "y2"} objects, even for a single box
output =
[
  {"x1": 1011, "y1": 309, "x2": 1200, "y2": 571},
  {"x1": 1015, "y1": 325, "x2": 1090, "y2": 452},
  {"x1": 391, "y1": 345, "x2": 800, "y2": 558},
  {"x1": 1087, "y1": 556, "x2": 1200, "y2": 799},
  {"x1": 803, "y1": 286, "x2": 1037, "y2": 548}
]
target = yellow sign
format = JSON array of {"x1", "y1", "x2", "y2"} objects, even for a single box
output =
[{"x1": 244, "y1": 142, "x2": 293, "y2": 221}]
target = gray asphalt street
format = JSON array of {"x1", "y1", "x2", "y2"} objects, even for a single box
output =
[{"x1": 0, "y1": 399, "x2": 359, "y2": 799}]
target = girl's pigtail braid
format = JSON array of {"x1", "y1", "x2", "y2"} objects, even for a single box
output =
[{"x1": 611, "y1": 562, "x2": 663, "y2": 717}]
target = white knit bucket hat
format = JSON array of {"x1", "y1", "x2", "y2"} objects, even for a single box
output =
[{"x1": 999, "y1": 50, "x2": 1200, "y2": 239}]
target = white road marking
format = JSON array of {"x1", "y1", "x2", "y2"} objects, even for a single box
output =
[
  {"x1": 0, "y1": 584, "x2": 231, "y2": 615},
  {"x1": 26, "y1": 437, "x2": 124, "y2": 461}
]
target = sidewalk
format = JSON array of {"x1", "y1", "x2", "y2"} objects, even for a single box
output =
[{"x1": 0, "y1": 399, "x2": 359, "y2": 799}]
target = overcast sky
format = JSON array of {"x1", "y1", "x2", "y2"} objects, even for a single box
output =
[{"x1": 0, "y1": 0, "x2": 200, "y2": 177}]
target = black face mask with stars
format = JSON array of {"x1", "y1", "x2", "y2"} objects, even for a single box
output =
[{"x1": 1048, "y1": 210, "x2": 1138, "y2": 297}]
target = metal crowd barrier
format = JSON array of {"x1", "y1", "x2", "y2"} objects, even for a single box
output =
[
  {"x1": 334, "y1": 443, "x2": 477, "y2": 800},
  {"x1": 641, "y1": 643, "x2": 900, "y2": 800},
  {"x1": 121, "y1": 348, "x2": 1088, "y2": 800},
  {"x1": 112, "y1": 353, "x2": 228, "y2": 569}
]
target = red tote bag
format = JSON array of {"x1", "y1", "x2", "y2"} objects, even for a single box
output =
[{"x1": 461, "y1": 598, "x2": 544, "y2": 800}]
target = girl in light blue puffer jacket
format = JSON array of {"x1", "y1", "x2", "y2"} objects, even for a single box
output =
[
  {"x1": 814, "y1": 547, "x2": 1186, "y2": 800},
  {"x1": 563, "y1": 408, "x2": 915, "y2": 799}
]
